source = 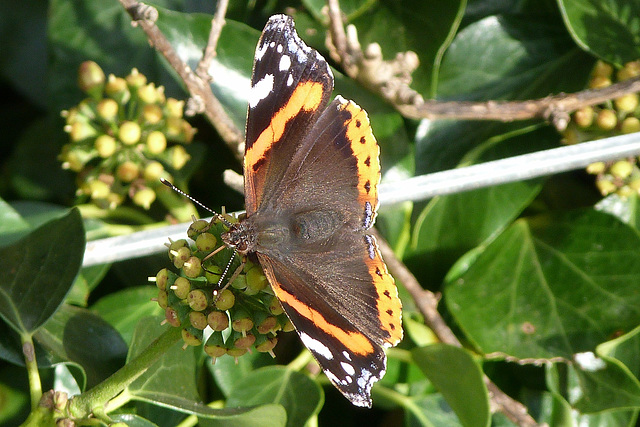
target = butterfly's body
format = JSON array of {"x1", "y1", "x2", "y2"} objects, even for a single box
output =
[{"x1": 222, "y1": 14, "x2": 403, "y2": 408}]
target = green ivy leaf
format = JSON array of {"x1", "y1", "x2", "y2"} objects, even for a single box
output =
[
  {"x1": 226, "y1": 366, "x2": 323, "y2": 427},
  {"x1": 558, "y1": 0, "x2": 640, "y2": 66},
  {"x1": 0, "y1": 208, "x2": 84, "y2": 334},
  {"x1": 0, "y1": 198, "x2": 29, "y2": 247},
  {"x1": 438, "y1": 14, "x2": 591, "y2": 100},
  {"x1": 91, "y1": 286, "x2": 163, "y2": 346},
  {"x1": 446, "y1": 209, "x2": 640, "y2": 360},
  {"x1": 37, "y1": 304, "x2": 127, "y2": 389},
  {"x1": 412, "y1": 345, "x2": 490, "y2": 427},
  {"x1": 208, "y1": 351, "x2": 276, "y2": 398}
]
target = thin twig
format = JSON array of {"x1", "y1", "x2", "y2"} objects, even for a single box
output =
[
  {"x1": 397, "y1": 76, "x2": 640, "y2": 128},
  {"x1": 373, "y1": 230, "x2": 540, "y2": 427},
  {"x1": 119, "y1": 0, "x2": 244, "y2": 160},
  {"x1": 326, "y1": 0, "x2": 352, "y2": 71},
  {"x1": 196, "y1": 0, "x2": 229, "y2": 80}
]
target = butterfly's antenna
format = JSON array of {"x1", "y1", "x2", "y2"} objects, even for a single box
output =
[
  {"x1": 213, "y1": 249, "x2": 243, "y2": 299},
  {"x1": 160, "y1": 178, "x2": 233, "y2": 227}
]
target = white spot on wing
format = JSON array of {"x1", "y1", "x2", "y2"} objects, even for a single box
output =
[
  {"x1": 342, "y1": 351, "x2": 352, "y2": 361},
  {"x1": 277, "y1": 44, "x2": 283, "y2": 53},
  {"x1": 279, "y1": 55, "x2": 291, "y2": 71},
  {"x1": 286, "y1": 74, "x2": 294, "y2": 87},
  {"x1": 341, "y1": 361, "x2": 356, "y2": 376},
  {"x1": 255, "y1": 42, "x2": 268, "y2": 61},
  {"x1": 300, "y1": 332, "x2": 333, "y2": 360},
  {"x1": 248, "y1": 74, "x2": 274, "y2": 108}
]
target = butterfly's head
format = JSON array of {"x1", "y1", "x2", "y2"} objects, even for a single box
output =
[{"x1": 221, "y1": 220, "x2": 257, "y2": 255}]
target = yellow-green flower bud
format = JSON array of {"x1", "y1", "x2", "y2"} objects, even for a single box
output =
[
  {"x1": 189, "y1": 311, "x2": 208, "y2": 330},
  {"x1": 617, "y1": 60, "x2": 640, "y2": 81},
  {"x1": 143, "y1": 104, "x2": 163, "y2": 124},
  {"x1": 592, "y1": 60, "x2": 613, "y2": 79},
  {"x1": 195, "y1": 233, "x2": 217, "y2": 252},
  {"x1": 621, "y1": 117, "x2": 640, "y2": 134},
  {"x1": 119, "y1": 121, "x2": 141, "y2": 145},
  {"x1": 155, "y1": 268, "x2": 169, "y2": 291},
  {"x1": 125, "y1": 68, "x2": 147, "y2": 88},
  {"x1": 116, "y1": 161, "x2": 140, "y2": 182},
  {"x1": 596, "y1": 109, "x2": 617, "y2": 130},
  {"x1": 77, "y1": 61, "x2": 105, "y2": 99},
  {"x1": 166, "y1": 98, "x2": 184, "y2": 118},
  {"x1": 214, "y1": 289, "x2": 235, "y2": 311},
  {"x1": 171, "y1": 276, "x2": 191, "y2": 299},
  {"x1": 589, "y1": 76, "x2": 611, "y2": 89},
  {"x1": 146, "y1": 130, "x2": 167, "y2": 154},
  {"x1": 97, "y1": 98, "x2": 118, "y2": 121},
  {"x1": 94, "y1": 135, "x2": 117, "y2": 158},
  {"x1": 144, "y1": 161, "x2": 165, "y2": 181},
  {"x1": 105, "y1": 74, "x2": 130, "y2": 104},
  {"x1": 106, "y1": 192, "x2": 124, "y2": 209},
  {"x1": 181, "y1": 328, "x2": 202, "y2": 346},
  {"x1": 138, "y1": 83, "x2": 158, "y2": 104},
  {"x1": 574, "y1": 107, "x2": 594, "y2": 128},
  {"x1": 68, "y1": 121, "x2": 97, "y2": 142},
  {"x1": 170, "y1": 145, "x2": 190, "y2": 170},
  {"x1": 246, "y1": 266, "x2": 268, "y2": 292},
  {"x1": 132, "y1": 187, "x2": 156, "y2": 209},
  {"x1": 183, "y1": 256, "x2": 202, "y2": 278},
  {"x1": 614, "y1": 93, "x2": 638, "y2": 113},
  {"x1": 187, "y1": 288, "x2": 210, "y2": 311},
  {"x1": 157, "y1": 289, "x2": 168, "y2": 309},
  {"x1": 610, "y1": 160, "x2": 633, "y2": 179},
  {"x1": 596, "y1": 177, "x2": 617, "y2": 196},
  {"x1": 586, "y1": 162, "x2": 606, "y2": 175},
  {"x1": 207, "y1": 310, "x2": 229, "y2": 331},
  {"x1": 89, "y1": 180, "x2": 110, "y2": 200}
]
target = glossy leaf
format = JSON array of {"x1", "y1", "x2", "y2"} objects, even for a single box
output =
[
  {"x1": 409, "y1": 126, "x2": 553, "y2": 285},
  {"x1": 91, "y1": 286, "x2": 163, "y2": 346},
  {"x1": 227, "y1": 366, "x2": 323, "y2": 427},
  {"x1": 413, "y1": 345, "x2": 490, "y2": 427},
  {"x1": 437, "y1": 14, "x2": 591, "y2": 100},
  {"x1": 208, "y1": 350, "x2": 276, "y2": 398},
  {"x1": 404, "y1": 393, "x2": 462, "y2": 427},
  {"x1": 446, "y1": 209, "x2": 640, "y2": 360},
  {"x1": 37, "y1": 304, "x2": 127, "y2": 388},
  {"x1": 0, "y1": 208, "x2": 84, "y2": 334},
  {"x1": 572, "y1": 352, "x2": 640, "y2": 412},
  {"x1": 127, "y1": 317, "x2": 199, "y2": 401},
  {"x1": 558, "y1": 0, "x2": 640, "y2": 66},
  {"x1": 0, "y1": 198, "x2": 29, "y2": 247}
]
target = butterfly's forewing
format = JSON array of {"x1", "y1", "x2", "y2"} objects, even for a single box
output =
[{"x1": 244, "y1": 15, "x2": 333, "y2": 215}]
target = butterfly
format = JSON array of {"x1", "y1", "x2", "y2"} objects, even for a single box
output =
[{"x1": 221, "y1": 14, "x2": 403, "y2": 408}]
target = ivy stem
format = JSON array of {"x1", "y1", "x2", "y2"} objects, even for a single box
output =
[
  {"x1": 21, "y1": 333, "x2": 42, "y2": 410},
  {"x1": 68, "y1": 326, "x2": 182, "y2": 418},
  {"x1": 287, "y1": 349, "x2": 314, "y2": 372}
]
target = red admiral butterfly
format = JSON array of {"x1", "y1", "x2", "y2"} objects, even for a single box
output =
[{"x1": 221, "y1": 14, "x2": 403, "y2": 407}]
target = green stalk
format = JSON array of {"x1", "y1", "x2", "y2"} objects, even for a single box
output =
[
  {"x1": 21, "y1": 333, "x2": 42, "y2": 410},
  {"x1": 69, "y1": 326, "x2": 181, "y2": 418}
]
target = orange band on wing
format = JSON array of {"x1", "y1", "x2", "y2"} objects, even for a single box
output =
[
  {"x1": 271, "y1": 281, "x2": 375, "y2": 356},
  {"x1": 245, "y1": 81, "x2": 325, "y2": 170}
]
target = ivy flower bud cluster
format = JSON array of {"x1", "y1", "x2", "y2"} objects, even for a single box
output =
[
  {"x1": 59, "y1": 61, "x2": 196, "y2": 209},
  {"x1": 563, "y1": 60, "x2": 640, "y2": 198},
  {"x1": 153, "y1": 218, "x2": 294, "y2": 363}
]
